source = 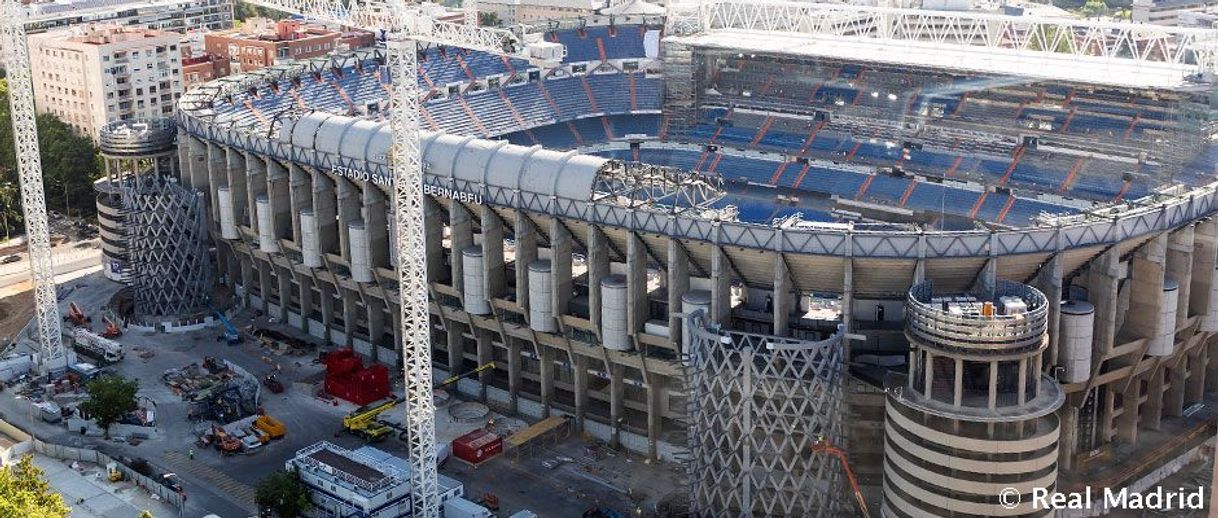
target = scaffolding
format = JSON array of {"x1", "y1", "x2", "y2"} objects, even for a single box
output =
[{"x1": 122, "y1": 177, "x2": 211, "y2": 318}]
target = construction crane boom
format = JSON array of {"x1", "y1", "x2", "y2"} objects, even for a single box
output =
[
  {"x1": 811, "y1": 439, "x2": 871, "y2": 518},
  {"x1": 0, "y1": 0, "x2": 66, "y2": 373},
  {"x1": 235, "y1": 2, "x2": 560, "y2": 516}
]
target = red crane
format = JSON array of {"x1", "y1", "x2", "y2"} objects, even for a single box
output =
[{"x1": 811, "y1": 438, "x2": 871, "y2": 518}]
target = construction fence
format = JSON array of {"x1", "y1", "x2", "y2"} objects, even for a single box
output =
[{"x1": 30, "y1": 435, "x2": 186, "y2": 509}]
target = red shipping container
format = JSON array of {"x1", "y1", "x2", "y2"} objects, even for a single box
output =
[
  {"x1": 452, "y1": 429, "x2": 502, "y2": 466},
  {"x1": 323, "y1": 349, "x2": 390, "y2": 405}
]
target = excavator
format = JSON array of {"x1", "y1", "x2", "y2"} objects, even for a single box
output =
[
  {"x1": 101, "y1": 316, "x2": 122, "y2": 338},
  {"x1": 64, "y1": 302, "x2": 91, "y2": 327},
  {"x1": 343, "y1": 362, "x2": 496, "y2": 440},
  {"x1": 810, "y1": 438, "x2": 870, "y2": 518}
]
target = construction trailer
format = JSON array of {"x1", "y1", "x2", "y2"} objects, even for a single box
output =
[{"x1": 71, "y1": 328, "x2": 123, "y2": 365}]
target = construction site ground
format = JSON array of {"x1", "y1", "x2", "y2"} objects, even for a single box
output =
[{"x1": 0, "y1": 270, "x2": 681, "y2": 518}]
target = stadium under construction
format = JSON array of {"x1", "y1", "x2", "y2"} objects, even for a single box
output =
[{"x1": 161, "y1": 2, "x2": 1218, "y2": 515}]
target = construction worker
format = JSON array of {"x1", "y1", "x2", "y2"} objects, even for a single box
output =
[{"x1": 188, "y1": 448, "x2": 194, "y2": 460}]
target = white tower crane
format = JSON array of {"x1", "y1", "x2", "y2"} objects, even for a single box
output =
[
  {"x1": 240, "y1": 1, "x2": 562, "y2": 515},
  {"x1": 1, "y1": 0, "x2": 67, "y2": 373}
]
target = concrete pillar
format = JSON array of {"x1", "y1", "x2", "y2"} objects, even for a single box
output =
[
  {"x1": 449, "y1": 200, "x2": 473, "y2": 293},
  {"x1": 626, "y1": 233, "x2": 648, "y2": 335},
  {"x1": 336, "y1": 178, "x2": 360, "y2": 262},
  {"x1": 367, "y1": 298, "x2": 386, "y2": 362},
  {"x1": 225, "y1": 148, "x2": 249, "y2": 228},
  {"x1": 1166, "y1": 360, "x2": 1186, "y2": 418},
  {"x1": 288, "y1": 164, "x2": 311, "y2": 244},
  {"x1": 539, "y1": 345, "x2": 555, "y2": 416},
  {"x1": 319, "y1": 282, "x2": 336, "y2": 340},
  {"x1": 507, "y1": 339, "x2": 522, "y2": 414},
  {"x1": 710, "y1": 246, "x2": 731, "y2": 323},
  {"x1": 1186, "y1": 346, "x2": 1207, "y2": 406},
  {"x1": 647, "y1": 377, "x2": 664, "y2": 460},
  {"x1": 276, "y1": 266, "x2": 292, "y2": 323},
  {"x1": 1144, "y1": 369, "x2": 1165, "y2": 430},
  {"x1": 1087, "y1": 247, "x2": 1123, "y2": 360},
  {"x1": 480, "y1": 206, "x2": 506, "y2": 300},
  {"x1": 773, "y1": 254, "x2": 790, "y2": 336},
  {"x1": 312, "y1": 171, "x2": 338, "y2": 256},
  {"x1": 550, "y1": 220, "x2": 573, "y2": 318},
  {"x1": 257, "y1": 262, "x2": 272, "y2": 313},
  {"x1": 587, "y1": 227, "x2": 610, "y2": 328},
  {"x1": 1125, "y1": 234, "x2": 1167, "y2": 345},
  {"x1": 1190, "y1": 220, "x2": 1217, "y2": 326},
  {"x1": 206, "y1": 144, "x2": 225, "y2": 224},
  {"x1": 298, "y1": 275, "x2": 314, "y2": 333},
  {"x1": 667, "y1": 239, "x2": 690, "y2": 349},
  {"x1": 341, "y1": 294, "x2": 357, "y2": 347},
  {"x1": 362, "y1": 184, "x2": 389, "y2": 270},
  {"x1": 610, "y1": 363, "x2": 624, "y2": 448},
  {"x1": 1117, "y1": 377, "x2": 1140, "y2": 443},
  {"x1": 573, "y1": 354, "x2": 589, "y2": 432},
  {"x1": 186, "y1": 135, "x2": 208, "y2": 191},
  {"x1": 1058, "y1": 405, "x2": 1079, "y2": 471},
  {"x1": 267, "y1": 158, "x2": 291, "y2": 245},
  {"x1": 1034, "y1": 254, "x2": 1063, "y2": 369},
  {"x1": 475, "y1": 328, "x2": 494, "y2": 401},
  {"x1": 238, "y1": 254, "x2": 254, "y2": 306},
  {"x1": 423, "y1": 197, "x2": 445, "y2": 282},
  {"x1": 1167, "y1": 226, "x2": 1195, "y2": 330},
  {"x1": 843, "y1": 259, "x2": 855, "y2": 337},
  {"x1": 514, "y1": 214, "x2": 538, "y2": 308},
  {"x1": 446, "y1": 322, "x2": 464, "y2": 372},
  {"x1": 244, "y1": 152, "x2": 266, "y2": 230},
  {"x1": 1209, "y1": 338, "x2": 1218, "y2": 393}
]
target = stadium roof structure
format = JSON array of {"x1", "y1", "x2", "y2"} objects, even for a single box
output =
[{"x1": 667, "y1": 0, "x2": 1218, "y2": 88}]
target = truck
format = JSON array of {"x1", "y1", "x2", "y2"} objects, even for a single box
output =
[
  {"x1": 342, "y1": 397, "x2": 402, "y2": 441},
  {"x1": 253, "y1": 415, "x2": 286, "y2": 440},
  {"x1": 71, "y1": 328, "x2": 123, "y2": 365}
]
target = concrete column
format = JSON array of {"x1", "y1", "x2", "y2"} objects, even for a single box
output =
[
  {"x1": 1116, "y1": 377, "x2": 1140, "y2": 443},
  {"x1": 953, "y1": 358, "x2": 963, "y2": 406},
  {"x1": 298, "y1": 275, "x2": 314, "y2": 333},
  {"x1": 257, "y1": 261, "x2": 272, "y2": 313},
  {"x1": 446, "y1": 322, "x2": 464, "y2": 372},
  {"x1": 842, "y1": 259, "x2": 855, "y2": 337},
  {"x1": 288, "y1": 164, "x2": 311, "y2": 244},
  {"x1": 480, "y1": 206, "x2": 506, "y2": 299},
  {"x1": 1186, "y1": 346, "x2": 1207, "y2": 406},
  {"x1": 1087, "y1": 247, "x2": 1123, "y2": 360},
  {"x1": 587, "y1": 227, "x2": 610, "y2": 328},
  {"x1": 610, "y1": 363, "x2": 624, "y2": 448},
  {"x1": 507, "y1": 339, "x2": 522, "y2": 414},
  {"x1": 238, "y1": 253, "x2": 254, "y2": 306},
  {"x1": 267, "y1": 158, "x2": 291, "y2": 244},
  {"x1": 1125, "y1": 234, "x2": 1167, "y2": 344},
  {"x1": 1167, "y1": 226, "x2": 1195, "y2": 329},
  {"x1": 773, "y1": 254, "x2": 790, "y2": 336},
  {"x1": 1190, "y1": 220, "x2": 1217, "y2": 323},
  {"x1": 1058, "y1": 405, "x2": 1079, "y2": 471},
  {"x1": 319, "y1": 282, "x2": 336, "y2": 341},
  {"x1": 244, "y1": 152, "x2": 266, "y2": 230},
  {"x1": 647, "y1": 377, "x2": 664, "y2": 460},
  {"x1": 667, "y1": 239, "x2": 690, "y2": 349},
  {"x1": 710, "y1": 246, "x2": 731, "y2": 323},
  {"x1": 206, "y1": 144, "x2": 225, "y2": 224},
  {"x1": 550, "y1": 220, "x2": 573, "y2": 317},
  {"x1": 367, "y1": 298, "x2": 386, "y2": 362},
  {"x1": 336, "y1": 178, "x2": 360, "y2": 262},
  {"x1": 539, "y1": 345, "x2": 555, "y2": 417},
  {"x1": 362, "y1": 185, "x2": 389, "y2": 270},
  {"x1": 423, "y1": 197, "x2": 445, "y2": 282},
  {"x1": 626, "y1": 233, "x2": 647, "y2": 335},
  {"x1": 276, "y1": 266, "x2": 292, "y2": 323},
  {"x1": 449, "y1": 200, "x2": 473, "y2": 293},
  {"x1": 513, "y1": 214, "x2": 537, "y2": 307},
  {"x1": 573, "y1": 354, "x2": 589, "y2": 432},
  {"x1": 311, "y1": 171, "x2": 338, "y2": 256},
  {"x1": 341, "y1": 293, "x2": 357, "y2": 347},
  {"x1": 1034, "y1": 254, "x2": 1063, "y2": 369},
  {"x1": 186, "y1": 135, "x2": 208, "y2": 191},
  {"x1": 475, "y1": 329, "x2": 494, "y2": 401},
  {"x1": 225, "y1": 148, "x2": 249, "y2": 228},
  {"x1": 1166, "y1": 360, "x2": 1186, "y2": 417},
  {"x1": 1143, "y1": 369, "x2": 1165, "y2": 430}
]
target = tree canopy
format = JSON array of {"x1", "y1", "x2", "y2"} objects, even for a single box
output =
[
  {"x1": 0, "y1": 454, "x2": 71, "y2": 517},
  {"x1": 255, "y1": 469, "x2": 311, "y2": 518},
  {"x1": 79, "y1": 375, "x2": 139, "y2": 436},
  {"x1": 234, "y1": 0, "x2": 291, "y2": 21},
  {"x1": 0, "y1": 79, "x2": 104, "y2": 231}
]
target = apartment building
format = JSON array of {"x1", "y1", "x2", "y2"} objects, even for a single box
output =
[
  {"x1": 1132, "y1": 0, "x2": 1218, "y2": 25},
  {"x1": 203, "y1": 18, "x2": 374, "y2": 75},
  {"x1": 478, "y1": 0, "x2": 604, "y2": 24},
  {"x1": 24, "y1": 0, "x2": 233, "y2": 35},
  {"x1": 28, "y1": 25, "x2": 184, "y2": 140}
]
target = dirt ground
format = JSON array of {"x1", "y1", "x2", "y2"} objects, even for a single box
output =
[{"x1": 0, "y1": 290, "x2": 35, "y2": 345}]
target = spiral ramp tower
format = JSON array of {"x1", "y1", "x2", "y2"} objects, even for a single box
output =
[
  {"x1": 882, "y1": 281, "x2": 1065, "y2": 517},
  {"x1": 96, "y1": 119, "x2": 211, "y2": 322}
]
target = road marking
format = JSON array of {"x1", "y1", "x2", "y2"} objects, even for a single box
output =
[{"x1": 163, "y1": 451, "x2": 257, "y2": 508}]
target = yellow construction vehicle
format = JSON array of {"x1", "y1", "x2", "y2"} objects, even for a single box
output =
[
  {"x1": 436, "y1": 362, "x2": 495, "y2": 388},
  {"x1": 342, "y1": 397, "x2": 403, "y2": 441},
  {"x1": 106, "y1": 461, "x2": 123, "y2": 482},
  {"x1": 254, "y1": 415, "x2": 286, "y2": 440}
]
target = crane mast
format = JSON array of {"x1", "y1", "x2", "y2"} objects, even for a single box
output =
[
  {"x1": 238, "y1": 1, "x2": 559, "y2": 516},
  {"x1": 0, "y1": 0, "x2": 67, "y2": 373}
]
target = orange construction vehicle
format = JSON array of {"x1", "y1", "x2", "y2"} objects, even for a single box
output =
[
  {"x1": 64, "y1": 302, "x2": 91, "y2": 327},
  {"x1": 210, "y1": 425, "x2": 241, "y2": 455},
  {"x1": 811, "y1": 438, "x2": 870, "y2": 518},
  {"x1": 101, "y1": 316, "x2": 122, "y2": 338}
]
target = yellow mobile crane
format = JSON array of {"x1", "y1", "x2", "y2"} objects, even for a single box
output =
[{"x1": 342, "y1": 362, "x2": 496, "y2": 440}]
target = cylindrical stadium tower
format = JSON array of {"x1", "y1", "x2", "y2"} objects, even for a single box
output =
[
  {"x1": 882, "y1": 280, "x2": 1064, "y2": 517},
  {"x1": 95, "y1": 119, "x2": 178, "y2": 281}
]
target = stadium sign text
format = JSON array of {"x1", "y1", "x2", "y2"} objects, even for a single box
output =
[
  {"x1": 329, "y1": 166, "x2": 483, "y2": 204},
  {"x1": 424, "y1": 184, "x2": 483, "y2": 205}
]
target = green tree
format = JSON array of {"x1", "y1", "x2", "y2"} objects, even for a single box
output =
[
  {"x1": 0, "y1": 454, "x2": 71, "y2": 517},
  {"x1": 78, "y1": 375, "x2": 139, "y2": 437},
  {"x1": 0, "y1": 79, "x2": 103, "y2": 228},
  {"x1": 255, "y1": 469, "x2": 311, "y2": 518},
  {"x1": 234, "y1": 0, "x2": 291, "y2": 21},
  {"x1": 137, "y1": 510, "x2": 154, "y2": 518},
  {"x1": 479, "y1": 11, "x2": 500, "y2": 27},
  {"x1": 0, "y1": 180, "x2": 19, "y2": 240}
]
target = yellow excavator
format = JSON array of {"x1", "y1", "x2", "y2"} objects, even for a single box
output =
[{"x1": 342, "y1": 362, "x2": 496, "y2": 440}]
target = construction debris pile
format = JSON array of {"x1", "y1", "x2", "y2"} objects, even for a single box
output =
[
  {"x1": 163, "y1": 357, "x2": 260, "y2": 423},
  {"x1": 253, "y1": 327, "x2": 317, "y2": 356},
  {"x1": 197, "y1": 414, "x2": 286, "y2": 455}
]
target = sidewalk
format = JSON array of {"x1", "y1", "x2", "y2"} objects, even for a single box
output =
[{"x1": 30, "y1": 453, "x2": 179, "y2": 518}]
